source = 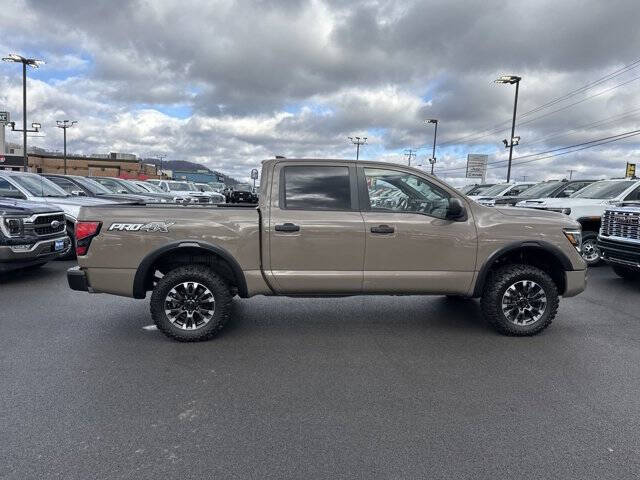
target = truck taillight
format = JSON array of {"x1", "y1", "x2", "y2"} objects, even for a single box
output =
[{"x1": 75, "y1": 221, "x2": 102, "y2": 256}]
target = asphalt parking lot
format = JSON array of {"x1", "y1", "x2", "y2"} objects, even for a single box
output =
[{"x1": 1, "y1": 261, "x2": 639, "y2": 480}]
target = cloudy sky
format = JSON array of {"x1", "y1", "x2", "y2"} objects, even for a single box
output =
[{"x1": 1, "y1": 0, "x2": 640, "y2": 184}]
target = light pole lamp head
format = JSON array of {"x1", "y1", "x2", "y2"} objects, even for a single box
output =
[
  {"x1": 31, "y1": 122, "x2": 41, "y2": 131},
  {"x1": 429, "y1": 158, "x2": 436, "y2": 165},
  {"x1": 2, "y1": 54, "x2": 44, "y2": 67},
  {"x1": 502, "y1": 139, "x2": 509, "y2": 147},
  {"x1": 425, "y1": 119, "x2": 438, "y2": 124},
  {"x1": 495, "y1": 75, "x2": 521, "y2": 84}
]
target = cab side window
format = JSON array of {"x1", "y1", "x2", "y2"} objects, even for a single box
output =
[
  {"x1": 282, "y1": 166, "x2": 351, "y2": 210},
  {"x1": 624, "y1": 185, "x2": 640, "y2": 201},
  {"x1": 48, "y1": 176, "x2": 77, "y2": 194},
  {"x1": 0, "y1": 179, "x2": 24, "y2": 199},
  {"x1": 364, "y1": 168, "x2": 450, "y2": 219}
]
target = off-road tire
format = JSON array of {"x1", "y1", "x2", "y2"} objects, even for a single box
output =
[
  {"x1": 612, "y1": 264, "x2": 640, "y2": 281},
  {"x1": 581, "y1": 231, "x2": 601, "y2": 267},
  {"x1": 481, "y1": 264, "x2": 559, "y2": 336},
  {"x1": 150, "y1": 265, "x2": 232, "y2": 342}
]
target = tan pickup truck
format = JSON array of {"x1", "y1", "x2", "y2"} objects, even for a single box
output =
[{"x1": 68, "y1": 159, "x2": 586, "y2": 341}]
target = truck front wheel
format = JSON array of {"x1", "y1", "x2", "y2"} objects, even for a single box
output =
[
  {"x1": 481, "y1": 264, "x2": 559, "y2": 336},
  {"x1": 581, "y1": 232, "x2": 601, "y2": 266},
  {"x1": 150, "y1": 265, "x2": 232, "y2": 342}
]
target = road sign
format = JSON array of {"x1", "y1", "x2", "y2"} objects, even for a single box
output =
[
  {"x1": 466, "y1": 154, "x2": 488, "y2": 180},
  {"x1": 626, "y1": 162, "x2": 636, "y2": 178},
  {"x1": 250, "y1": 168, "x2": 259, "y2": 180},
  {"x1": 0, "y1": 112, "x2": 9, "y2": 123}
]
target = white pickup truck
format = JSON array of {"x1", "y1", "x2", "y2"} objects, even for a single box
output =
[{"x1": 516, "y1": 179, "x2": 640, "y2": 265}]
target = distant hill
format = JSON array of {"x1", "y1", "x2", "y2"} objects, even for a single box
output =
[{"x1": 142, "y1": 158, "x2": 239, "y2": 185}]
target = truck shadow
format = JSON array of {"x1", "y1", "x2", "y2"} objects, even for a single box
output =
[{"x1": 0, "y1": 263, "x2": 71, "y2": 285}]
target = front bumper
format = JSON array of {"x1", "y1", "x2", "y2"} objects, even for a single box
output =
[
  {"x1": 0, "y1": 235, "x2": 71, "y2": 270},
  {"x1": 67, "y1": 266, "x2": 90, "y2": 292},
  {"x1": 598, "y1": 236, "x2": 640, "y2": 270}
]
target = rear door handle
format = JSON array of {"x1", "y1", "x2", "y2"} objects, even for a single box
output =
[
  {"x1": 370, "y1": 224, "x2": 395, "y2": 234},
  {"x1": 275, "y1": 223, "x2": 300, "y2": 232}
]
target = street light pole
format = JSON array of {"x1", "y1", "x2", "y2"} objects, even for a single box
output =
[
  {"x1": 495, "y1": 75, "x2": 522, "y2": 183},
  {"x1": 2, "y1": 54, "x2": 45, "y2": 171},
  {"x1": 425, "y1": 119, "x2": 438, "y2": 174},
  {"x1": 56, "y1": 120, "x2": 77, "y2": 174},
  {"x1": 348, "y1": 136, "x2": 367, "y2": 160}
]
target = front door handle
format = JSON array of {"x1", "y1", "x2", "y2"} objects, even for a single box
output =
[
  {"x1": 370, "y1": 224, "x2": 395, "y2": 234},
  {"x1": 275, "y1": 223, "x2": 300, "y2": 232}
]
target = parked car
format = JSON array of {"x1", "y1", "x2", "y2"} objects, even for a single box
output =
[
  {"x1": 515, "y1": 179, "x2": 640, "y2": 266},
  {"x1": 229, "y1": 183, "x2": 257, "y2": 203},
  {"x1": 459, "y1": 183, "x2": 495, "y2": 195},
  {"x1": 68, "y1": 158, "x2": 586, "y2": 341},
  {"x1": 151, "y1": 180, "x2": 212, "y2": 204},
  {"x1": 89, "y1": 177, "x2": 178, "y2": 203},
  {"x1": 469, "y1": 182, "x2": 536, "y2": 205},
  {"x1": 192, "y1": 183, "x2": 226, "y2": 203},
  {"x1": 598, "y1": 201, "x2": 640, "y2": 280},
  {"x1": 0, "y1": 171, "x2": 116, "y2": 257},
  {"x1": 489, "y1": 179, "x2": 595, "y2": 207},
  {"x1": 43, "y1": 174, "x2": 155, "y2": 203},
  {"x1": 0, "y1": 199, "x2": 71, "y2": 272}
]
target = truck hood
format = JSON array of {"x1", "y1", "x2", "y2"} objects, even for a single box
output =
[
  {"x1": 0, "y1": 199, "x2": 63, "y2": 216},
  {"x1": 494, "y1": 206, "x2": 579, "y2": 228},
  {"x1": 28, "y1": 196, "x2": 115, "y2": 221},
  {"x1": 516, "y1": 197, "x2": 610, "y2": 208}
]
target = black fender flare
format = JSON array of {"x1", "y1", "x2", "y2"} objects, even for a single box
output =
[
  {"x1": 472, "y1": 240, "x2": 573, "y2": 297},
  {"x1": 132, "y1": 240, "x2": 248, "y2": 299}
]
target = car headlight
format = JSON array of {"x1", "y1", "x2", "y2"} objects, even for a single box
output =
[
  {"x1": 563, "y1": 228, "x2": 582, "y2": 252},
  {"x1": 1, "y1": 216, "x2": 24, "y2": 237},
  {"x1": 561, "y1": 208, "x2": 572, "y2": 215}
]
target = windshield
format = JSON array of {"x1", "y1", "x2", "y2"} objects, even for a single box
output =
[
  {"x1": 571, "y1": 180, "x2": 636, "y2": 199},
  {"x1": 140, "y1": 182, "x2": 164, "y2": 193},
  {"x1": 12, "y1": 174, "x2": 69, "y2": 197},
  {"x1": 197, "y1": 184, "x2": 213, "y2": 191},
  {"x1": 120, "y1": 180, "x2": 147, "y2": 193},
  {"x1": 168, "y1": 181, "x2": 192, "y2": 191},
  {"x1": 72, "y1": 176, "x2": 112, "y2": 195},
  {"x1": 519, "y1": 181, "x2": 562, "y2": 198},
  {"x1": 478, "y1": 184, "x2": 510, "y2": 196},
  {"x1": 237, "y1": 184, "x2": 252, "y2": 191}
]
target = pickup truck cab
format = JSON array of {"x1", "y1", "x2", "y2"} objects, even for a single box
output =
[
  {"x1": 1, "y1": 199, "x2": 71, "y2": 272},
  {"x1": 68, "y1": 159, "x2": 586, "y2": 341},
  {"x1": 515, "y1": 179, "x2": 640, "y2": 266}
]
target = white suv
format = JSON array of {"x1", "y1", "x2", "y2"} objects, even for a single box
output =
[
  {"x1": 152, "y1": 180, "x2": 212, "y2": 204},
  {"x1": 515, "y1": 179, "x2": 640, "y2": 265},
  {"x1": 468, "y1": 182, "x2": 536, "y2": 206}
]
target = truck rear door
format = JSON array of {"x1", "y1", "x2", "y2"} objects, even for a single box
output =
[{"x1": 266, "y1": 162, "x2": 365, "y2": 293}]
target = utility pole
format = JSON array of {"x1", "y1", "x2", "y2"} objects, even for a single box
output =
[
  {"x1": 425, "y1": 119, "x2": 438, "y2": 174},
  {"x1": 521, "y1": 175, "x2": 527, "y2": 182},
  {"x1": 495, "y1": 75, "x2": 522, "y2": 183},
  {"x1": 3, "y1": 54, "x2": 45, "y2": 171},
  {"x1": 404, "y1": 148, "x2": 417, "y2": 166},
  {"x1": 156, "y1": 154, "x2": 166, "y2": 176},
  {"x1": 348, "y1": 136, "x2": 367, "y2": 160},
  {"x1": 567, "y1": 169, "x2": 575, "y2": 180},
  {"x1": 56, "y1": 120, "x2": 77, "y2": 174}
]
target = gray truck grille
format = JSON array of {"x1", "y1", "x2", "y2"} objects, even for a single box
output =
[
  {"x1": 601, "y1": 210, "x2": 640, "y2": 241},
  {"x1": 32, "y1": 214, "x2": 66, "y2": 236}
]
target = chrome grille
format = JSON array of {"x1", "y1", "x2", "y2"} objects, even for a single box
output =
[{"x1": 601, "y1": 209, "x2": 640, "y2": 241}]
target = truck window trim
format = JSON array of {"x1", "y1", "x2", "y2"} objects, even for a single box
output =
[{"x1": 278, "y1": 164, "x2": 359, "y2": 212}]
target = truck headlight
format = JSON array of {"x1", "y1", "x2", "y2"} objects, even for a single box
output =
[
  {"x1": 563, "y1": 228, "x2": 582, "y2": 252},
  {"x1": 2, "y1": 217, "x2": 24, "y2": 237}
]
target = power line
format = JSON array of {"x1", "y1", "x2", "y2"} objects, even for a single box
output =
[{"x1": 431, "y1": 57, "x2": 640, "y2": 150}]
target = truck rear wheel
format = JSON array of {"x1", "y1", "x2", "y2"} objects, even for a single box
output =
[
  {"x1": 611, "y1": 264, "x2": 640, "y2": 281},
  {"x1": 150, "y1": 265, "x2": 232, "y2": 342},
  {"x1": 481, "y1": 264, "x2": 559, "y2": 336}
]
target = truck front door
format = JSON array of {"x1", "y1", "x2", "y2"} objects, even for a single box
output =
[
  {"x1": 359, "y1": 166, "x2": 477, "y2": 294},
  {"x1": 267, "y1": 163, "x2": 365, "y2": 293}
]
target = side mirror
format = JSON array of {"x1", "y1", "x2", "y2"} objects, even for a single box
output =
[
  {"x1": 71, "y1": 190, "x2": 86, "y2": 196},
  {"x1": 446, "y1": 197, "x2": 466, "y2": 220}
]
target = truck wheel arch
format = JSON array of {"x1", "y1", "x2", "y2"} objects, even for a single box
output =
[
  {"x1": 472, "y1": 241, "x2": 573, "y2": 297},
  {"x1": 132, "y1": 241, "x2": 248, "y2": 299}
]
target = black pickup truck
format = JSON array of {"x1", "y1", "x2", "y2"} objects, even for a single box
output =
[{"x1": 0, "y1": 199, "x2": 71, "y2": 272}]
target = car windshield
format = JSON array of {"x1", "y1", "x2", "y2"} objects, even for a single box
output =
[
  {"x1": 571, "y1": 180, "x2": 636, "y2": 199},
  {"x1": 237, "y1": 184, "x2": 252, "y2": 191},
  {"x1": 121, "y1": 180, "x2": 147, "y2": 193},
  {"x1": 519, "y1": 181, "x2": 562, "y2": 198},
  {"x1": 478, "y1": 184, "x2": 509, "y2": 196},
  {"x1": 12, "y1": 174, "x2": 69, "y2": 197},
  {"x1": 72, "y1": 176, "x2": 112, "y2": 195},
  {"x1": 197, "y1": 184, "x2": 213, "y2": 191},
  {"x1": 141, "y1": 182, "x2": 164, "y2": 193},
  {"x1": 168, "y1": 182, "x2": 191, "y2": 191}
]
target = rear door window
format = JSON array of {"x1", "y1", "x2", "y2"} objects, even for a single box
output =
[{"x1": 282, "y1": 166, "x2": 352, "y2": 210}]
